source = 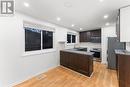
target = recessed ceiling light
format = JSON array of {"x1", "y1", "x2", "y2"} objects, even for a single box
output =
[
  {"x1": 80, "y1": 28, "x2": 83, "y2": 30},
  {"x1": 56, "y1": 17, "x2": 61, "y2": 21},
  {"x1": 24, "y1": 2, "x2": 30, "y2": 7},
  {"x1": 105, "y1": 22, "x2": 110, "y2": 26},
  {"x1": 99, "y1": 0, "x2": 104, "y2": 2},
  {"x1": 71, "y1": 24, "x2": 75, "y2": 27},
  {"x1": 104, "y1": 14, "x2": 109, "y2": 19}
]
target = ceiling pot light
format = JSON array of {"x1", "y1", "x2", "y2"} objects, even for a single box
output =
[
  {"x1": 106, "y1": 22, "x2": 110, "y2": 26},
  {"x1": 24, "y1": 2, "x2": 29, "y2": 7},
  {"x1": 80, "y1": 28, "x2": 83, "y2": 30},
  {"x1": 104, "y1": 14, "x2": 109, "y2": 19},
  {"x1": 99, "y1": 0, "x2": 104, "y2": 2},
  {"x1": 57, "y1": 17, "x2": 61, "y2": 21},
  {"x1": 71, "y1": 24, "x2": 75, "y2": 27}
]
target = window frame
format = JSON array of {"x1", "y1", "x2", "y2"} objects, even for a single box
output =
[
  {"x1": 42, "y1": 30, "x2": 53, "y2": 49},
  {"x1": 72, "y1": 35, "x2": 76, "y2": 43},
  {"x1": 67, "y1": 34, "x2": 72, "y2": 43},
  {"x1": 23, "y1": 27, "x2": 55, "y2": 56},
  {"x1": 25, "y1": 27, "x2": 42, "y2": 52},
  {"x1": 67, "y1": 33, "x2": 77, "y2": 45}
]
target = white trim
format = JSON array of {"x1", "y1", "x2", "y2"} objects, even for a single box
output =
[
  {"x1": 67, "y1": 32, "x2": 77, "y2": 35},
  {"x1": 67, "y1": 33, "x2": 77, "y2": 44},
  {"x1": 66, "y1": 43, "x2": 77, "y2": 46},
  {"x1": 23, "y1": 21, "x2": 55, "y2": 32},
  {"x1": 22, "y1": 49, "x2": 56, "y2": 56},
  {"x1": 23, "y1": 23, "x2": 56, "y2": 56},
  {"x1": 41, "y1": 31, "x2": 43, "y2": 50},
  {"x1": 10, "y1": 65, "x2": 59, "y2": 87}
]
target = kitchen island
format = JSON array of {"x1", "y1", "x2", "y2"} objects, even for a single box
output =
[{"x1": 60, "y1": 49, "x2": 94, "y2": 77}]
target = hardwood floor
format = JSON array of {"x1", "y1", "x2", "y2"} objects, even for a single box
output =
[{"x1": 14, "y1": 62, "x2": 118, "y2": 87}]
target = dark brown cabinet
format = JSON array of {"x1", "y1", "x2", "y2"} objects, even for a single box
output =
[
  {"x1": 91, "y1": 29, "x2": 101, "y2": 37},
  {"x1": 80, "y1": 29, "x2": 101, "y2": 43},
  {"x1": 80, "y1": 32, "x2": 86, "y2": 42},
  {"x1": 116, "y1": 54, "x2": 130, "y2": 87},
  {"x1": 60, "y1": 51, "x2": 93, "y2": 77},
  {"x1": 80, "y1": 32, "x2": 91, "y2": 42}
]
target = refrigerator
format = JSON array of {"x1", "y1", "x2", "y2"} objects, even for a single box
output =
[{"x1": 107, "y1": 37, "x2": 125, "y2": 70}]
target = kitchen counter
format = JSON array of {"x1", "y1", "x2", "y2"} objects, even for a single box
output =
[
  {"x1": 115, "y1": 49, "x2": 130, "y2": 87},
  {"x1": 115, "y1": 49, "x2": 130, "y2": 55},
  {"x1": 61, "y1": 49, "x2": 94, "y2": 56},
  {"x1": 60, "y1": 49, "x2": 93, "y2": 77},
  {"x1": 90, "y1": 49, "x2": 101, "y2": 52}
]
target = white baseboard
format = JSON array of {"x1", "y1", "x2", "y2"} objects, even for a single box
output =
[
  {"x1": 9, "y1": 65, "x2": 59, "y2": 87},
  {"x1": 101, "y1": 61, "x2": 108, "y2": 65}
]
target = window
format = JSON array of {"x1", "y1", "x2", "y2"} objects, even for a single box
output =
[
  {"x1": 25, "y1": 27, "x2": 53, "y2": 52},
  {"x1": 67, "y1": 33, "x2": 76, "y2": 44},
  {"x1": 25, "y1": 27, "x2": 41, "y2": 51},
  {"x1": 42, "y1": 30, "x2": 53, "y2": 49},
  {"x1": 67, "y1": 34, "x2": 71, "y2": 43},
  {"x1": 72, "y1": 35, "x2": 76, "y2": 43}
]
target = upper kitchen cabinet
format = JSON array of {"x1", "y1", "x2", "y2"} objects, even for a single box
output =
[
  {"x1": 91, "y1": 29, "x2": 101, "y2": 43},
  {"x1": 119, "y1": 6, "x2": 130, "y2": 42},
  {"x1": 91, "y1": 29, "x2": 101, "y2": 37},
  {"x1": 80, "y1": 29, "x2": 101, "y2": 43},
  {"x1": 80, "y1": 31, "x2": 91, "y2": 42}
]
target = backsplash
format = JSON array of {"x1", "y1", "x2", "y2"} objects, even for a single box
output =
[
  {"x1": 126, "y1": 42, "x2": 130, "y2": 51},
  {"x1": 79, "y1": 42, "x2": 101, "y2": 51}
]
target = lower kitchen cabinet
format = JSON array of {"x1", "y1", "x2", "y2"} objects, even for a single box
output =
[
  {"x1": 116, "y1": 54, "x2": 130, "y2": 87},
  {"x1": 60, "y1": 51, "x2": 93, "y2": 77}
]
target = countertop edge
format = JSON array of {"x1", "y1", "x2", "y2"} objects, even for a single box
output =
[
  {"x1": 60, "y1": 49, "x2": 94, "y2": 56},
  {"x1": 115, "y1": 49, "x2": 130, "y2": 56}
]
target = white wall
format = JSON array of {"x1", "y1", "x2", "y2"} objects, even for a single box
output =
[
  {"x1": 101, "y1": 25, "x2": 117, "y2": 64},
  {"x1": 79, "y1": 42, "x2": 101, "y2": 51},
  {"x1": 0, "y1": 13, "x2": 78, "y2": 87}
]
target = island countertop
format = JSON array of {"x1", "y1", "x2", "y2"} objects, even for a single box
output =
[
  {"x1": 61, "y1": 49, "x2": 94, "y2": 56},
  {"x1": 115, "y1": 49, "x2": 130, "y2": 56}
]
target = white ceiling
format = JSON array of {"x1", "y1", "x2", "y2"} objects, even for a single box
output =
[{"x1": 16, "y1": 0, "x2": 130, "y2": 31}]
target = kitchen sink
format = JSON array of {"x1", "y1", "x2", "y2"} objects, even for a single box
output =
[{"x1": 74, "y1": 48, "x2": 87, "y2": 52}]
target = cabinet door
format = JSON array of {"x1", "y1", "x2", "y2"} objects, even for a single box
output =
[
  {"x1": 60, "y1": 51, "x2": 70, "y2": 67},
  {"x1": 60, "y1": 51, "x2": 66, "y2": 66},
  {"x1": 80, "y1": 32, "x2": 86, "y2": 42},
  {"x1": 80, "y1": 29, "x2": 101, "y2": 43},
  {"x1": 118, "y1": 55, "x2": 130, "y2": 87},
  {"x1": 80, "y1": 31, "x2": 91, "y2": 42},
  {"x1": 86, "y1": 31, "x2": 91, "y2": 42},
  {"x1": 68, "y1": 53, "x2": 78, "y2": 70},
  {"x1": 77, "y1": 54, "x2": 89, "y2": 75},
  {"x1": 67, "y1": 52, "x2": 74, "y2": 68},
  {"x1": 88, "y1": 56, "x2": 93, "y2": 76},
  {"x1": 120, "y1": 6, "x2": 130, "y2": 42},
  {"x1": 91, "y1": 29, "x2": 101, "y2": 37}
]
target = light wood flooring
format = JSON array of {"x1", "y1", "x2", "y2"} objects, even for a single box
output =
[{"x1": 14, "y1": 62, "x2": 119, "y2": 87}]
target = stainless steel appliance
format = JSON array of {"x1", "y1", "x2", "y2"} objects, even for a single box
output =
[{"x1": 107, "y1": 37, "x2": 125, "y2": 70}]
